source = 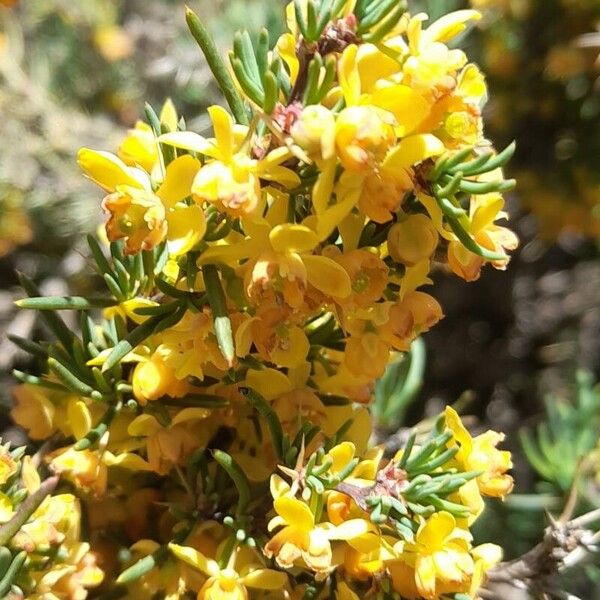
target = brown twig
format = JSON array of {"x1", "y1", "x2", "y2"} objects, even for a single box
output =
[{"x1": 482, "y1": 508, "x2": 600, "y2": 599}]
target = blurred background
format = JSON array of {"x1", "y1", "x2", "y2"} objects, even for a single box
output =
[{"x1": 0, "y1": 0, "x2": 598, "y2": 594}]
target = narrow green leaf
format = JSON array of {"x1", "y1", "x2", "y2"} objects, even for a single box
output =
[
  {"x1": 202, "y1": 265, "x2": 235, "y2": 365},
  {"x1": 445, "y1": 216, "x2": 507, "y2": 261},
  {"x1": 15, "y1": 296, "x2": 116, "y2": 311},
  {"x1": 8, "y1": 335, "x2": 47, "y2": 359},
  {"x1": 117, "y1": 547, "x2": 167, "y2": 585},
  {"x1": 102, "y1": 302, "x2": 183, "y2": 372},
  {"x1": 213, "y1": 450, "x2": 251, "y2": 515},
  {"x1": 17, "y1": 273, "x2": 74, "y2": 351},
  {"x1": 242, "y1": 387, "x2": 284, "y2": 459},
  {"x1": 185, "y1": 7, "x2": 249, "y2": 124},
  {"x1": 0, "y1": 551, "x2": 27, "y2": 598},
  {"x1": 47, "y1": 358, "x2": 97, "y2": 398}
]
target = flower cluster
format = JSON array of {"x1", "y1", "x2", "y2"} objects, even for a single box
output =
[
  {"x1": 0, "y1": 440, "x2": 102, "y2": 599},
  {"x1": 8, "y1": 1, "x2": 517, "y2": 598}
]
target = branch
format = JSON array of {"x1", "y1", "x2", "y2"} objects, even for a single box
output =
[{"x1": 482, "y1": 509, "x2": 600, "y2": 599}]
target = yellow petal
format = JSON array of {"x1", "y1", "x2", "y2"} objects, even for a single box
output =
[
  {"x1": 78, "y1": 148, "x2": 146, "y2": 192},
  {"x1": 424, "y1": 10, "x2": 481, "y2": 44},
  {"x1": 157, "y1": 155, "x2": 201, "y2": 207},
  {"x1": 68, "y1": 398, "x2": 92, "y2": 440},
  {"x1": 415, "y1": 555, "x2": 437, "y2": 599},
  {"x1": 197, "y1": 238, "x2": 262, "y2": 266},
  {"x1": 399, "y1": 259, "x2": 432, "y2": 299},
  {"x1": 457, "y1": 64, "x2": 487, "y2": 102},
  {"x1": 171, "y1": 408, "x2": 211, "y2": 424},
  {"x1": 330, "y1": 518, "x2": 370, "y2": 540},
  {"x1": 158, "y1": 131, "x2": 215, "y2": 155},
  {"x1": 159, "y1": 98, "x2": 179, "y2": 131},
  {"x1": 208, "y1": 105, "x2": 235, "y2": 161},
  {"x1": 327, "y1": 441, "x2": 355, "y2": 472},
  {"x1": 169, "y1": 543, "x2": 219, "y2": 577},
  {"x1": 417, "y1": 511, "x2": 456, "y2": 549},
  {"x1": 339, "y1": 44, "x2": 361, "y2": 106},
  {"x1": 242, "y1": 569, "x2": 288, "y2": 589},
  {"x1": 304, "y1": 193, "x2": 357, "y2": 241},
  {"x1": 274, "y1": 496, "x2": 314, "y2": 530},
  {"x1": 103, "y1": 452, "x2": 152, "y2": 471},
  {"x1": 304, "y1": 255, "x2": 352, "y2": 298},
  {"x1": 313, "y1": 157, "x2": 337, "y2": 214},
  {"x1": 246, "y1": 368, "x2": 292, "y2": 400},
  {"x1": 0, "y1": 493, "x2": 14, "y2": 523},
  {"x1": 470, "y1": 196, "x2": 504, "y2": 234},
  {"x1": 21, "y1": 456, "x2": 41, "y2": 494},
  {"x1": 417, "y1": 191, "x2": 455, "y2": 241},
  {"x1": 269, "y1": 224, "x2": 319, "y2": 254},
  {"x1": 369, "y1": 85, "x2": 430, "y2": 135},
  {"x1": 270, "y1": 474, "x2": 291, "y2": 500},
  {"x1": 384, "y1": 134, "x2": 444, "y2": 171},
  {"x1": 235, "y1": 316, "x2": 259, "y2": 357},
  {"x1": 127, "y1": 414, "x2": 162, "y2": 437},
  {"x1": 472, "y1": 543, "x2": 503, "y2": 569},
  {"x1": 166, "y1": 204, "x2": 206, "y2": 256},
  {"x1": 258, "y1": 165, "x2": 301, "y2": 189},
  {"x1": 338, "y1": 212, "x2": 365, "y2": 252},
  {"x1": 276, "y1": 33, "x2": 300, "y2": 83}
]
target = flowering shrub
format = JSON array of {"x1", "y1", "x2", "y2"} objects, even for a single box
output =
[{"x1": 6, "y1": 1, "x2": 519, "y2": 598}]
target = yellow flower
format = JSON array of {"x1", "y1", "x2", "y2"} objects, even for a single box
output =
[
  {"x1": 132, "y1": 351, "x2": 191, "y2": 405},
  {"x1": 291, "y1": 105, "x2": 336, "y2": 161},
  {"x1": 78, "y1": 149, "x2": 205, "y2": 256},
  {"x1": 160, "y1": 106, "x2": 299, "y2": 218},
  {"x1": 169, "y1": 543, "x2": 288, "y2": 600},
  {"x1": 157, "y1": 310, "x2": 230, "y2": 380},
  {"x1": 330, "y1": 248, "x2": 389, "y2": 309},
  {"x1": 390, "y1": 511, "x2": 474, "y2": 600},
  {"x1": 49, "y1": 447, "x2": 108, "y2": 497},
  {"x1": 445, "y1": 406, "x2": 514, "y2": 498},
  {"x1": 0, "y1": 447, "x2": 17, "y2": 485},
  {"x1": 34, "y1": 542, "x2": 104, "y2": 600},
  {"x1": 264, "y1": 493, "x2": 373, "y2": 579},
  {"x1": 264, "y1": 496, "x2": 335, "y2": 577},
  {"x1": 11, "y1": 384, "x2": 58, "y2": 440},
  {"x1": 335, "y1": 106, "x2": 396, "y2": 173},
  {"x1": 14, "y1": 493, "x2": 81, "y2": 552},
  {"x1": 128, "y1": 412, "x2": 213, "y2": 475}
]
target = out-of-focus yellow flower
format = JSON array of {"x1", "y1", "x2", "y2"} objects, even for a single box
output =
[
  {"x1": 0, "y1": 194, "x2": 32, "y2": 257},
  {"x1": 11, "y1": 384, "x2": 59, "y2": 440},
  {"x1": 94, "y1": 25, "x2": 134, "y2": 62},
  {"x1": 0, "y1": 447, "x2": 17, "y2": 485},
  {"x1": 132, "y1": 351, "x2": 191, "y2": 405},
  {"x1": 170, "y1": 543, "x2": 288, "y2": 600},
  {"x1": 157, "y1": 310, "x2": 230, "y2": 379},
  {"x1": 49, "y1": 447, "x2": 108, "y2": 497},
  {"x1": 33, "y1": 542, "x2": 104, "y2": 600}
]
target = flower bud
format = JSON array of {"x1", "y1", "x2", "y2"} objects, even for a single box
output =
[
  {"x1": 387, "y1": 214, "x2": 438, "y2": 265},
  {"x1": 291, "y1": 105, "x2": 336, "y2": 160},
  {"x1": 400, "y1": 291, "x2": 444, "y2": 332}
]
